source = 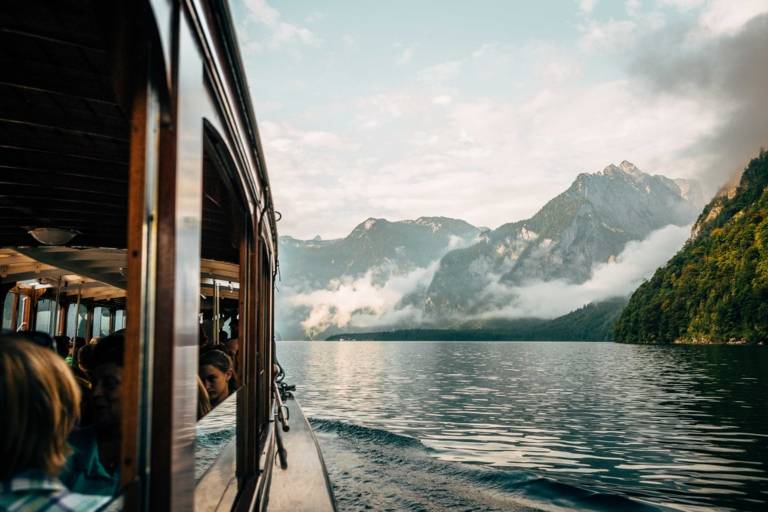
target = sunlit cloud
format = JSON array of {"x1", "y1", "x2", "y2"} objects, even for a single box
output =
[{"x1": 243, "y1": 0, "x2": 320, "y2": 49}]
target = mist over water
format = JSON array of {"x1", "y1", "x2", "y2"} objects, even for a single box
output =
[{"x1": 278, "y1": 341, "x2": 768, "y2": 511}]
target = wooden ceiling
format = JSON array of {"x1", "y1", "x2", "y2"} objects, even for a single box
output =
[
  {"x1": 0, "y1": 0, "x2": 130, "y2": 249},
  {"x1": 1, "y1": 1, "x2": 244, "y2": 265},
  {"x1": 0, "y1": 247, "x2": 240, "y2": 301}
]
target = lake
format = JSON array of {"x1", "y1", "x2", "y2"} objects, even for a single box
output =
[{"x1": 277, "y1": 341, "x2": 768, "y2": 511}]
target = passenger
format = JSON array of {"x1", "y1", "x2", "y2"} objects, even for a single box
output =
[
  {"x1": 199, "y1": 324, "x2": 213, "y2": 352},
  {"x1": 197, "y1": 376, "x2": 212, "y2": 419},
  {"x1": 0, "y1": 336, "x2": 109, "y2": 511},
  {"x1": 199, "y1": 349, "x2": 237, "y2": 408},
  {"x1": 60, "y1": 332, "x2": 124, "y2": 496},
  {"x1": 75, "y1": 344, "x2": 94, "y2": 382},
  {"x1": 222, "y1": 335, "x2": 240, "y2": 376},
  {"x1": 54, "y1": 335, "x2": 70, "y2": 360},
  {"x1": 16, "y1": 330, "x2": 55, "y2": 351}
]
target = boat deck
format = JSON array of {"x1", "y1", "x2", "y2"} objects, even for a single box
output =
[{"x1": 266, "y1": 396, "x2": 336, "y2": 511}]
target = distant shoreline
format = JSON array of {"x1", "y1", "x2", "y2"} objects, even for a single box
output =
[
  {"x1": 325, "y1": 328, "x2": 612, "y2": 342},
  {"x1": 323, "y1": 331, "x2": 765, "y2": 344}
]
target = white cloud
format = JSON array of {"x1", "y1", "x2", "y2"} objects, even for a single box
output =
[
  {"x1": 396, "y1": 46, "x2": 415, "y2": 65},
  {"x1": 417, "y1": 60, "x2": 463, "y2": 84},
  {"x1": 258, "y1": 70, "x2": 724, "y2": 239},
  {"x1": 342, "y1": 34, "x2": 358, "y2": 50},
  {"x1": 659, "y1": 0, "x2": 705, "y2": 11},
  {"x1": 697, "y1": 0, "x2": 768, "y2": 35},
  {"x1": 473, "y1": 224, "x2": 691, "y2": 319},
  {"x1": 244, "y1": 0, "x2": 319, "y2": 48},
  {"x1": 578, "y1": 0, "x2": 598, "y2": 14},
  {"x1": 579, "y1": 18, "x2": 638, "y2": 51},
  {"x1": 626, "y1": 0, "x2": 642, "y2": 16}
]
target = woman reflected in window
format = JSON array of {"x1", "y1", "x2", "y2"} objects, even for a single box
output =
[{"x1": 199, "y1": 349, "x2": 237, "y2": 408}]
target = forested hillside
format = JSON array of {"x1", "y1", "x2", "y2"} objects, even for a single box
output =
[
  {"x1": 327, "y1": 297, "x2": 627, "y2": 341},
  {"x1": 615, "y1": 149, "x2": 768, "y2": 344}
]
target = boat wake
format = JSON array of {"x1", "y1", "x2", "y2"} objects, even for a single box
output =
[{"x1": 311, "y1": 418, "x2": 669, "y2": 512}]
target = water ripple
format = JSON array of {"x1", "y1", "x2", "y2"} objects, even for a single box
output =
[{"x1": 278, "y1": 341, "x2": 768, "y2": 511}]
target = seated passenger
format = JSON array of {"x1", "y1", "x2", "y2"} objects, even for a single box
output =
[
  {"x1": 16, "y1": 330, "x2": 55, "y2": 351},
  {"x1": 199, "y1": 349, "x2": 237, "y2": 408},
  {"x1": 0, "y1": 336, "x2": 109, "y2": 511},
  {"x1": 60, "y1": 333, "x2": 124, "y2": 496},
  {"x1": 222, "y1": 335, "x2": 240, "y2": 376},
  {"x1": 54, "y1": 335, "x2": 70, "y2": 360},
  {"x1": 197, "y1": 376, "x2": 212, "y2": 419}
]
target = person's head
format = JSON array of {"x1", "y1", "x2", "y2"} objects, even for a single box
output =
[
  {"x1": 199, "y1": 349, "x2": 235, "y2": 406},
  {"x1": 17, "y1": 330, "x2": 55, "y2": 351},
  {"x1": 223, "y1": 336, "x2": 239, "y2": 358},
  {"x1": 0, "y1": 336, "x2": 80, "y2": 479},
  {"x1": 54, "y1": 335, "x2": 70, "y2": 359},
  {"x1": 77, "y1": 343, "x2": 94, "y2": 375},
  {"x1": 88, "y1": 332, "x2": 124, "y2": 429}
]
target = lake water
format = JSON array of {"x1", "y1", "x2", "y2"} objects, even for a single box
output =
[{"x1": 277, "y1": 341, "x2": 768, "y2": 512}]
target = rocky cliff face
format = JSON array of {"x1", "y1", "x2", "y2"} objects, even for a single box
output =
[{"x1": 424, "y1": 161, "x2": 704, "y2": 318}]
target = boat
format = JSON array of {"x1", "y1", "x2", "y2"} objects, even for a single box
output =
[{"x1": 0, "y1": 0, "x2": 335, "y2": 510}]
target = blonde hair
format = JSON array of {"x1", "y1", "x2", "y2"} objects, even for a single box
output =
[{"x1": 0, "y1": 338, "x2": 81, "y2": 479}]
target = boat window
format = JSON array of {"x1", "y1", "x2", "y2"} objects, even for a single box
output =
[
  {"x1": 195, "y1": 134, "x2": 248, "y2": 483},
  {"x1": 66, "y1": 303, "x2": 88, "y2": 339},
  {"x1": 114, "y1": 309, "x2": 126, "y2": 331},
  {"x1": 35, "y1": 297, "x2": 55, "y2": 334},
  {"x1": 2, "y1": 292, "x2": 14, "y2": 330},
  {"x1": 18, "y1": 295, "x2": 29, "y2": 331},
  {"x1": 93, "y1": 306, "x2": 111, "y2": 337}
]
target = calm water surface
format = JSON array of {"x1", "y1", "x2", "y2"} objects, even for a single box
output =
[{"x1": 277, "y1": 341, "x2": 768, "y2": 512}]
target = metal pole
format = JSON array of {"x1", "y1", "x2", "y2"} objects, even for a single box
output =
[
  {"x1": 74, "y1": 284, "x2": 82, "y2": 339},
  {"x1": 49, "y1": 276, "x2": 62, "y2": 335},
  {"x1": 213, "y1": 280, "x2": 220, "y2": 344}
]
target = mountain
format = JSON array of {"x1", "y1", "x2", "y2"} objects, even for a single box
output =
[
  {"x1": 424, "y1": 161, "x2": 704, "y2": 319},
  {"x1": 276, "y1": 217, "x2": 481, "y2": 339},
  {"x1": 279, "y1": 216, "x2": 481, "y2": 288},
  {"x1": 615, "y1": 150, "x2": 768, "y2": 344},
  {"x1": 326, "y1": 297, "x2": 628, "y2": 341}
]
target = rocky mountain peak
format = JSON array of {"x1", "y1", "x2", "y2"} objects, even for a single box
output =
[{"x1": 601, "y1": 160, "x2": 643, "y2": 178}]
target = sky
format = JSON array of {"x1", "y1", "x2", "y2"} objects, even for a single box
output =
[{"x1": 232, "y1": 0, "x2": 768, "y2": 240}]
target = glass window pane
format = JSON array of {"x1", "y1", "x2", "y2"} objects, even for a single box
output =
[
  {"x1": 18, "y1": 296, "x2": 29, "y2": 331},
  {"x1": 93, "y1": 307, "x2": 111, "y2": 337},
  {"x1": 115, "y1": 310, "x2": 125, "y2": 331},
  {"x1": 66, "y1": 303, "x2": 88, "y2": 339},
  {"x1": 2, "y1": 293, "x2": 14, "y2": 330},
  {"x1": 36, "y1": 298, "x2": 53, "y2": 334}
]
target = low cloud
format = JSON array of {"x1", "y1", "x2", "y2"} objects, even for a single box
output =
[
  {"x1": 285, "y1": 262, "x2": 440, "y2": 338},
  {"x1": 472, "y1": 224, "x2": 691, "y2": 319}
]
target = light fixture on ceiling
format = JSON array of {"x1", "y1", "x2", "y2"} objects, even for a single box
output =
[{"x1": 27, "y1": 227, "x2": 80, "y2": 246}]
